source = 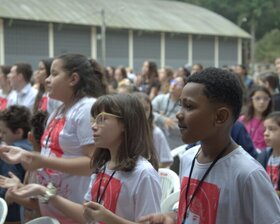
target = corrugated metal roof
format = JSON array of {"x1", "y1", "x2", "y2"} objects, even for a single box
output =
[{"x1": 0, "y1": 0, "x2": 250, "y2": 38}]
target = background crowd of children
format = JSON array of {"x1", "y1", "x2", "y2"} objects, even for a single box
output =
[{"x1": 0, "y1": 55, "x2": 280, "y2": 223}]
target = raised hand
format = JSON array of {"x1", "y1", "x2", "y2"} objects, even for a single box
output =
[
  {"x1": 10, "y1": 184, "x2": 46, "y2": 199},
  {"x1": 0, "y1": 172, "x2": 22, "y2": 188},
  {"x1": 0, "y1": 146, "x2": 30, "y2": 165},
  {"x1": 83, "y1": 201, "x2": 110, "y2": 224}
]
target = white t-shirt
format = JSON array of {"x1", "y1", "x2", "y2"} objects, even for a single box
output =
[
  {"x1": 84, "y1": 157, "x2": 161, "y2": 222},
  {"x1": 153, "y1": 126, "x2": 173, "y2": 164},
  {"x1": 178, "y1": 145, "x2": 280, "y2": 224},
  {"x1": 0, "y1": 89, "x2": 17, "y2": 110},
  {"x1": 10, "y1": 83, "x2": 38, "y2": 110},
  {"x1": 37, "y1": 96, "x2": 96, "y2": 223},
  {"x1": 266, "y1": 155, "x2": 280, "y2": 191}
]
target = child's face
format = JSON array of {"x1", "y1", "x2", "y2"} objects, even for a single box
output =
[
  {"x1": 46, "y1": 59, "x2": 74, "y2": 102},
  {"x1": 0, "y1": 121, "x2": 18, "y2": 145},
  {"x1": 176, "y1": 82, "x2": 217, "y2": 144},
  {"x1": 264, "y1": 118, "x2": 280, "y2": 148},
  {"x1": 251, "y1": 90, "x2": 271, "y2": 115},
  {"x1": 91, "y1": 112, "x2": 124, "y2": 149}
]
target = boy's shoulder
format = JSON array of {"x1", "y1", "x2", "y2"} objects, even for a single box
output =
[
  {"x1": 181, "y1": 145, "x2": 264, "y2": 175},
  {"x1": 12, "y1": 139, "x2": 32, "y2": 151}
]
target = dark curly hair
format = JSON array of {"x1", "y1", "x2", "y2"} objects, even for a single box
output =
[
  {"x1": 187, "y1": 67, "x2": 243, "y2": 122},
  {"x1": 56, "y1": 54, "x2": 107, "y2": 99},
  {"x1": 30, "y1": 111, "x2": 49, "y2": 146},
  {"x1": 0, "y1": 105, "x2": 31, "y2": 139}
]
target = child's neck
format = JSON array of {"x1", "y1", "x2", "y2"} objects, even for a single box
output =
[
  {"x1": 272, "y1": 147, "x2": 280, "y2": 157},
  {"x1": 107, "y1": 147, "x2": 119, "y2": 170},
  {"x1": 254, "y1": 111, "x2": 263, "y2": 119},
  {"x1": 197, "y1": 140, "x2": 236, "y2": 163}
]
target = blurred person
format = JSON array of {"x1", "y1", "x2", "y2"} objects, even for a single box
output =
[
  {"x1": 114, "y1": 66, "x2": 131, "y2": 89},
  {"x1": 158, "y1": 67, "x2": 174, "y2": 94},
  {"x1": 235, "y1": 64, "x2": 254, "y2": 90},
  {"x1": 135, "y1": 60, "x2": 160, "y2": 100},
  {"x1": 152, "y1": 76, "x2": 186, "y2": 149},
  {"x1": 133, "y1": 92, "x2": 173, "y2": 168},
  {"x1": 0, "y1": 65, "x2": 16, "y2": 110},
  {"x1": 191, "y1": 63, "x2": 203, "y2": 75},
  {"x1": 33, "y1": 58, "x2": 62, "y2": 114},
  {"x1": 7, "y1": 63, "x2": 38, "y2": 111}
]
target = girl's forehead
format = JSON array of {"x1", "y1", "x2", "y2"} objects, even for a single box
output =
[{"x1": 254, "y1": 90, "x2": 269, "y2": 96}]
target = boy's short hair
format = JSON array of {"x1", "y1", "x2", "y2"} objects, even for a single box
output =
[
  {"x1": 187, "y1": 67, "x2": 243, "y2": 122},
  {"x1": 266, "y1": 111, "x2": 280, "y2": 127},
  {"x1": 30, "y1": 111, "x2": 48, "y2": 146},
  {"x1": 0, "y1": 105, "x2": 31, "y2": 139}
]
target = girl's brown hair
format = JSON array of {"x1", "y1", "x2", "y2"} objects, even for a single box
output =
[{"x1": 90, "y1": 94, "x2": 158, "y2": 172}]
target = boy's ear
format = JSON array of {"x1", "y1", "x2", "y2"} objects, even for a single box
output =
[
  {"x1": 28, "y1": 131, "x2": 35, "y2": 144},
  {"x1": 215, "y1": 107, "x2": 230, "y2": 125},
  {"x1": 69, "y1": 72, "x2": 80, "y2": 86}
]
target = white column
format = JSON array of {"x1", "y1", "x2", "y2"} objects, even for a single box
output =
[
  {"x1": 0, "y1": 19, "x2": 4, "y2": 64},
  {"x1": 237, "y1": 38, "x2": 242, "y2": 64},
  {"x1": 214, "y1": 36, "x2": 219, "y2": 67},
  {"x1": 48, "y1": 23, "x2": 54, "y2": 57},
  {"x1": 188, "y1": 34, "x2": 193, "y2": 65},
  {"x1": 160, "y1": 32, "x2": 165, "y2": 68},
  {"x1": 91, "y1": 27, "x2": 97, "y2": 59},
  {"x1": 128, "y1": 30, "x2": 133, "y2": 69}
]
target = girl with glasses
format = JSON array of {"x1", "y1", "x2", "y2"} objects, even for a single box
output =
[
  {"x1": 5, "y1": 94, "x2": 161, "y2": 224},
  {"x1": 239, "y1": 85, "x2": 272, "y2": 152}
]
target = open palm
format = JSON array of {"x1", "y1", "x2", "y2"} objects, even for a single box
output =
[
  {"x1": 11, "y1": 184, "x2": 46, "y2": 198},
  {"x1": 0, "y1": 146, "x2": 28, "y2": 164},
  {"x1": 0, "y1": 172, "x2": 21, "y2": 188}
]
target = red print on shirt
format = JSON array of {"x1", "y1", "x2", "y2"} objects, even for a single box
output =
[
  {"x1": 267, "y1": 165, "x2": 279, "y2": 190},
  {"x1": 91, "y1": 173, "x2": 122, "y2": 224},
  {"x1": 38, "y1": 96, "x2": 48, "y2": 111},
  {"x1": 177, "y1": 177, "x2": 220, "y2": 224},
  {"x1": 40, "y1": 117, "x2": 66, "y2": 176},
  {"x1": 0, "y1": 97, "x2": 8, "y2": 110}
]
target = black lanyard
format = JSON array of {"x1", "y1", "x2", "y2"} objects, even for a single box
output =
[
  {"x1": 182, "y1": 141, "x2": 232, "y2": 223},
  {"x1": 96, "y1": 166, "x2": 116, "y2": 204},
  {"x1": 164, "y1": 95, "x2": 179, "y2": 116}
]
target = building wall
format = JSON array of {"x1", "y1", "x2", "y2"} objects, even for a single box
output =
[
  {"x1": 97, "y1": 29, "x2": 129, "y2": 67},
  {"x1": 54, "y1": 24, "x2": 91, "y2": 57},
  {"x1": 165, "y1": 34, "x2": 188, "y2": 69},
  {"x1": 133, "y1": 32, "x2": 161, "y2": 73},
  {"x1": 4, "y1": 19, "x2": 48, "y2": 69},
  {"x1": 2, "y1": 19, "x2": 240, "y2": 73},
  {"x1": 219, "y1": 37, "x2": 238, "y2": 67},
  {"x1": 192, "y1": 35, "x2": 215, "y2": 67}
]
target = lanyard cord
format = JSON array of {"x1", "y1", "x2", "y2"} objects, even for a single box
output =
[
  {"x1": 96, "y1": 166, "x2": 116, "y2": 204},
  {"x1": 163, "y1": 95, "x2": 179, "y2": 116},
  {"x1": 182, "y1": 141, "x2": 232, "y2": 223}
]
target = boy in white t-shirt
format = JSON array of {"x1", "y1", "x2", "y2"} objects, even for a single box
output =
[{"x1": 140, "y1": 67, "x2": 280, "y2": 224}]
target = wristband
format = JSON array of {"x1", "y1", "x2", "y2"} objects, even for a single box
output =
[{"x1": 39, "y1": 182, "x2": 57, "y2": 204}]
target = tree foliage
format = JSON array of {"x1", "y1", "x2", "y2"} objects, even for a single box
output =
[
  {"x1": 172, "y1": 0, "x2": 280, "y2": 40},
  {"x1": 255, "y1": 29, "x2": 280, "y2": 63}
]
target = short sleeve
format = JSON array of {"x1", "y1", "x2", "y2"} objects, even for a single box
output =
[{"x1": 241, "y1": 168, "x2": 280, "y2": 224}]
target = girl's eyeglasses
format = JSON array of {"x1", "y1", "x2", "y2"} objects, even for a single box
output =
[
  {"x1": 251, "y1": 96, "x2": 271, "y2": 102},
  {"x1": 91, "y1": 112, "x2": 122, "y2": 126}
]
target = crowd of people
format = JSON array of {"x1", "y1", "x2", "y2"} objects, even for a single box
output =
[{"x1": 0, "y1": 54, "x2": 280, "y2": 223}]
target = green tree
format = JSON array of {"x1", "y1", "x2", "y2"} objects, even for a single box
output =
[{"x1": 255, "y1": 29, "x2": 280, "y2": 63}]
